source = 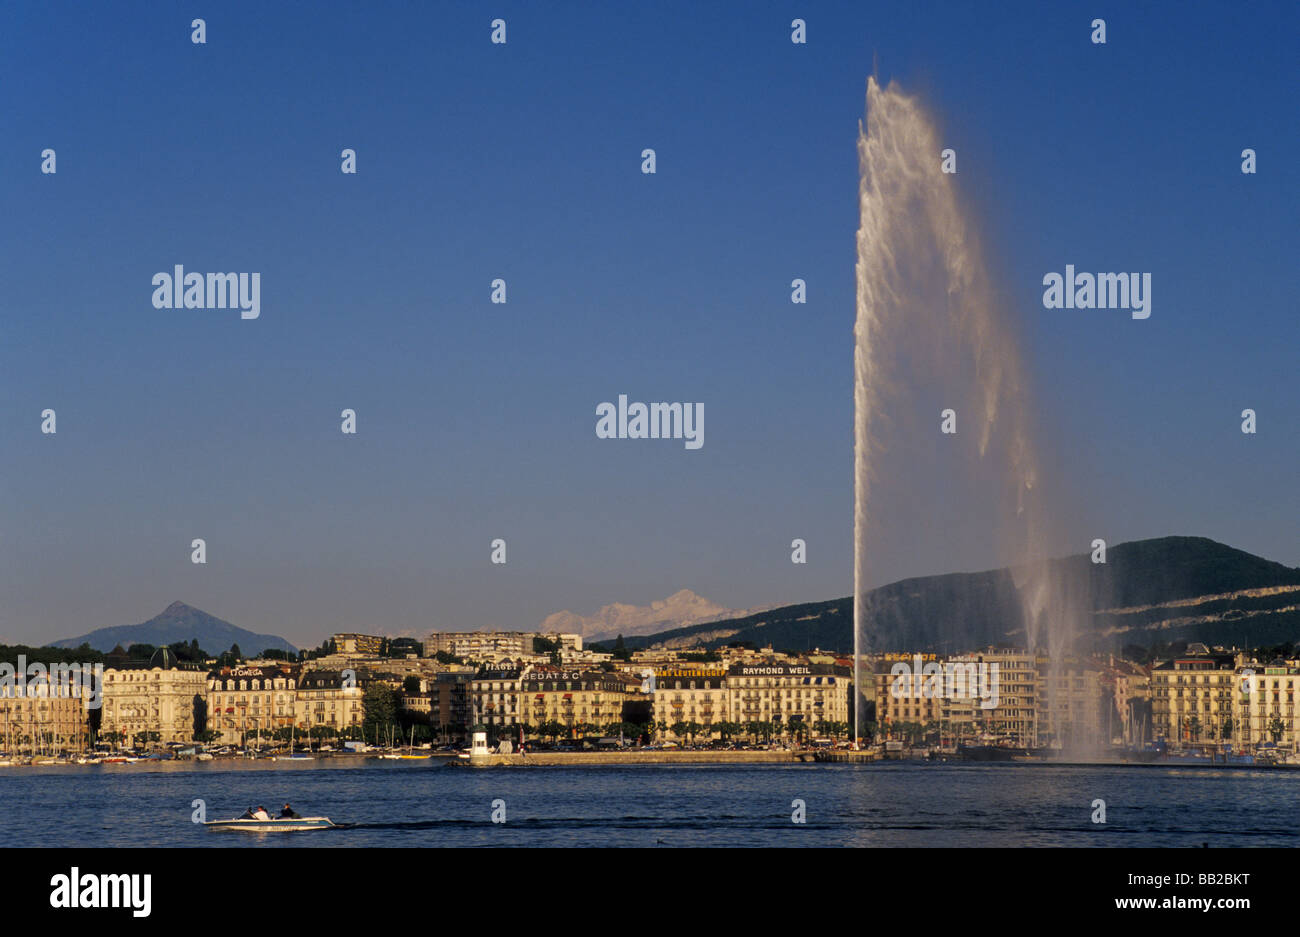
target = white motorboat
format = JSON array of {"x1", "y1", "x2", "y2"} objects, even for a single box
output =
[{"x1": 204, "y1": 816, "x2": 335, "y2": 832}]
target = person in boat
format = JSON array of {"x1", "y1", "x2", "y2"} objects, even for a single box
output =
[
  {"x1": 238, "y1": 807, "x2": 256, "y2": 819},
  {"x1": 279, "y1": 803, "x2": 300, "y2": 819},
  {"x1": 252, "y1": 805, "x2": 271, "y2": 820}
]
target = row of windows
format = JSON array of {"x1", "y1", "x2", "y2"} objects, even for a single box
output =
[
  {"x1": 1158, "y1": 675, "x2": 1298, "y2": 688},
  {"x1": 210, "y1": 681, "x2": 296, "y2": 692}
]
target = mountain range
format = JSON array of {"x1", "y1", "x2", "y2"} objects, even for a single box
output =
[
  {"x1": 38, "y1": 537, "x2": 1300, "y2": 660},
  {"x1": 591, "y1": 537, "x2": 1300, "y2": 656},
  {"x1": 539, "y1": 589, "x2": 772, "y2": 642},
  {"x1": 51, "y1": 601, "x2": 297, "y2": 655}
]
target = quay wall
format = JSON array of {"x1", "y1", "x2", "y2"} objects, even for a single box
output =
[{"x1": 458, "y1": 750, "x2": 819, "y2": 766}]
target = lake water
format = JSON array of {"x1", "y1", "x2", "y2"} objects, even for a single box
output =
[{"x1": 2, "y1": 759, "x2": 1296, "y2": 847}]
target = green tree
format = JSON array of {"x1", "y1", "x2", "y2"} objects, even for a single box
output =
[
  {"x1": 611, "y1": 634, "x2": 632, "y2": 662},
  {"x1": 362, "y1": 684, "x2": 400, "y2": 737},
  {"x1": 192, "y1": 695, "x2": 207, "y2": 740},
  {"x1": 681, "y1": 650, "x2": 720, "y2": 663}
]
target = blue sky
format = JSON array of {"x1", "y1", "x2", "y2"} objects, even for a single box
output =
[{"x1": 1, "y1": 1, "x2": 1295, "y2": 647}]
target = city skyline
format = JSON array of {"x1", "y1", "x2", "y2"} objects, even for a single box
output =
[{"x1": 3, "y1": 1, "x2": 1296, "y2": 648}]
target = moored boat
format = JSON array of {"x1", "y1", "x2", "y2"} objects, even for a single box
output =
[{"x1": 957, "y1": 743, "x2": 1030, "y2": 762}]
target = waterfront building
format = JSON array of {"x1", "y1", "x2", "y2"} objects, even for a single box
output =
[
  {"x1": 206, "y1": 664, "x2": 299, "y2": 744},
  {"x1": 1036, "y1": 655, "x2": 1107, "y2": 749},
  {"x1": 401, "y1": 688, "x2": 432, "y2": 719},
  {"x1": 1150, "y1": 650, "x2": 1300, "y2": 752},
  {"x1": 1101, "y1": 656, "x2": 1151, "y2": 746},
  {"x1": 1235, "y1": 661, "x2": 1299, "y2": 749},
  {"x1": 725, "y1": 662, "x2": 851, "y2": 736},
  {"x1": 401, "y1": 672, "x2": 472, "y2": 741},
  {"x1": 1149, "y1": 652, "x2": 1240, "y2": 748},
  {"x1": 927, "y1": 649, "x2": 1039, "y2": 748},
  {"x1": 0, "y1": 675, "x2": 90, "y2": 753},
  {"x1": 101, "y1": 648, "x2": 207, "y2": 746},
  {"x1": 653, "y1": 668, "x2": 729, "y2": 738},
  {"x1": 522, "y1": 669, "x2": 634, "y2": 735},
  {"x1": 873, "y1": 654, "x2": 944, "y2": 739},
  {"x1": 295, "y1": 669, "x2": 367, "y2": 735},
  {"x1": 469, "y1": 668, "x2": 523, "y2": 730}
]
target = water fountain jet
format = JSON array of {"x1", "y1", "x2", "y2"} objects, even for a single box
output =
[{"x1": 852, "y1": 76, "x2": 1079, "y2": 751}]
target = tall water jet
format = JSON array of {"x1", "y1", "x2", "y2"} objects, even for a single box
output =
[{"x1": 852, "y1": 76, "x2": 1066, "y2": 746}]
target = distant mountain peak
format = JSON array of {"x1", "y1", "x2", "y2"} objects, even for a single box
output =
[
  {"x1": 52, "y1": 601, "x2": 297, "y2": 655},
  {"x1": 539, "y1": 589, "x2": 776, "y2": 642}
]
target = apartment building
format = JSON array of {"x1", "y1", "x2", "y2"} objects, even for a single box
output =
[
  {"x1": 523, "y1": 670, "x2": 633, "y2": 734},
  {"x1": 873, "y1": 654, "x2": 944, "y2": 733},
  {"x1": 206, "y1": 665, "x2": 299, "y2": 744},
  {"x1": 1149, "y1": 652, "x2": 1239, "y2": 747},
  {"x1": 725, "y1": 663, "x2": 851, "y2": 731},
  {"x1": 0, "y1": 676, "x2": 90, "y2": 753},
  {"x1": 469, "y1": 668, "x2": 523, "y2": 730},
  {"x1": 425, "y1": 631, "x2": 583, "y2": 661},
  {"x1": 653, "y1": 668, "x2": 729, "y2": 736},
  {"x1": 101, "y1": 648, "x2": 207, "y2": 745},
  {"x1": 331, "y1": 633, "x2": 384, "y2": 656},
  {"x1": 295, "y1": 669, "x2": 367, "y2": 734},
  {"x1": 401, "y1": 671, "x2": 473, "y2": 740}
]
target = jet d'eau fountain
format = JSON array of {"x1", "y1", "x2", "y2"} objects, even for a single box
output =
[{"x1": 852, "y1": 76, "x2": 1082, "y2": 747}]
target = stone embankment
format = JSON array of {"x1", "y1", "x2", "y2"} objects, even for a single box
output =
[{"x1": 456, "y1": 749, "x2": 827, "y2": 766}]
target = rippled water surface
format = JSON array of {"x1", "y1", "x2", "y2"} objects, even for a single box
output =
[{"x1": 1, "y1": 760, "x2": 1295, "y2": 847}]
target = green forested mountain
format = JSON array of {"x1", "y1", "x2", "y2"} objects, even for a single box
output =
[{"x1": 596, "y1": 537, "x2": 1300, "y2": 655}]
